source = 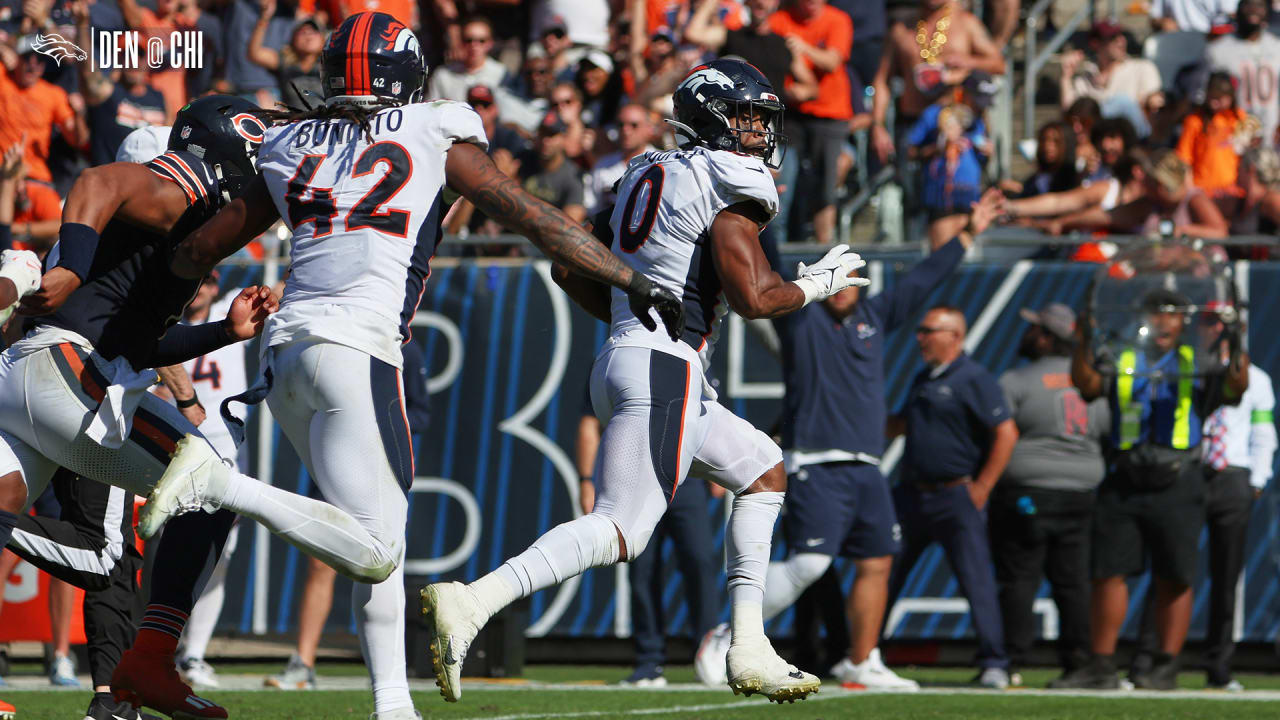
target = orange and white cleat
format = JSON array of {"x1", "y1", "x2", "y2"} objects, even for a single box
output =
[
  {"x1": 0, "y1": 698, "x2": 14, "y2": 720},
  {"x1": 112, "y1": 648, "x2": 227, "y2": 719}
]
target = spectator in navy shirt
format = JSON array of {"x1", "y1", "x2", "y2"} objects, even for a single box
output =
[{"x1": 885, "y1": 305, "x2": 1019, "y2": 689}]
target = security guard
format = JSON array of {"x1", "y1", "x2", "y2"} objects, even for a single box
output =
[{"x1": 1061, "y1": 289, "x2": 1248, "y2": 690}]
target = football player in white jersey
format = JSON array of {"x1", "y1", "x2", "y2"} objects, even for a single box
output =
[
  {"x1": 136, "y1": 12, "x2": 684, "y2": 719},
  {"x1": 420, "y1": 59, "x2": 868, "y2": 704}
]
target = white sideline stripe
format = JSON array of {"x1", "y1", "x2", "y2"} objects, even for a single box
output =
[{"x1": 460, "y1": 692, "x2": 844, "y2": 720}]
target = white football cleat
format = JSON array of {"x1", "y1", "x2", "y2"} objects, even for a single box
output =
[
  {"x1": 830, "y1": 648, "x2": 919, "y2": 691},
  {"x1": 694, "y1": 623, "x2": 730, "y2": 687},
  {"x1": 726, "y1": 637, "x2": 821, "y2": 703},
  {"x1": 138, "y1": 434, "x2": 224, "y2": 539},
  {"x1": 420, "y1": 582, "x2": 487, "y2": 703}
]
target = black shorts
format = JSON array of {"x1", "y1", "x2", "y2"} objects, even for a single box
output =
[
  {"x1": 1091, "y1": 459, "x2": 1205, "y2": 586},
  {"x1": 783, "y1": 462, "x2": 900, "y2": 559}
]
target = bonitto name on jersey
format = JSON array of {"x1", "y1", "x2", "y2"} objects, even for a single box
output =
[{"x1": 292, "y1": 109, "x2": 405, "y2": 149}]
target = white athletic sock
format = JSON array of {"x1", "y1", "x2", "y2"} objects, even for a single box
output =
[
  {"x1": 727, "y1": 491, "x2": 784, "y2": 642},
  {"x1": 762, "y1": 553, "x2": 834, "y2": 622},
  {"x1": 213, "y1": 470, "x2": 396, "y2": 583},
  {"x1": 357, "y1": 550, "x2": 413, "y2": 713},
  {"x1": 469, "y1": 514, "x2": 620, "y2": 619}
]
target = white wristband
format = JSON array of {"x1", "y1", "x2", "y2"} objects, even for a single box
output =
[{"x1": 791, "y1": 277, "x2": 824, "y2": 307}]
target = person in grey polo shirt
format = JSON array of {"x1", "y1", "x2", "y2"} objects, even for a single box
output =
[{"x1": 992, "y1": 303, "x2": 1109, "y2": 685}]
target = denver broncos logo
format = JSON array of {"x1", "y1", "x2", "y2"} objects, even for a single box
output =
[
  {"x1": 30, "y1": 32, "x2": 87, "y2": 67},
  {"x1": 378, "y1": 21, "x2": 419, "y2": 55},
  {"x1": 680, "y1": 66, "x2": 735, "y2": 102}
]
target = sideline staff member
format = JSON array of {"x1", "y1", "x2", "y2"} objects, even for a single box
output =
[
  {"x1": 885, "y1": 306, "x2": 1019, "y2": 689},
  {"x1": 1063, "y1": 289, "x2": 1248, "y2": 690}
]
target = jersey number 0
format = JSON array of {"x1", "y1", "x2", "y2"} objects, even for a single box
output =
[{"x1": 285, "y1": 142, "x2": 413, "y2": 238}]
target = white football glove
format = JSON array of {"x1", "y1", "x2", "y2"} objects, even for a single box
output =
[
  {"x1": 0, "y1": 248, "x2": 42, "y2": 298},
  {"x1": 792, "y1": 243, "x2": 869, "y2": 305}
]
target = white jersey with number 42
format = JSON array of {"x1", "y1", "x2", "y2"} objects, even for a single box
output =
[
  {"x1": 607, "y1": 146, "x2": 778, "y2": 359},
  {"x1": 257, "y1": 100, "x2": 487, "y2": 368}
]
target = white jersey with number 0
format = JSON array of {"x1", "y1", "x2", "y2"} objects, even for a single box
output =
[
  {"x1": 257, "y1": 100, "x2": 487, "y2": 368},
  {"x1": 606, "y1": 146, "x2": 778, "y2": 361}
]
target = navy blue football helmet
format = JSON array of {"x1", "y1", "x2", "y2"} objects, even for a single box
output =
[
  {"x1": 322, "y1": 11, "x2": 426, "y2": 106},
  {"x1": 670, "y1": 58, "x2": 786, "y2": 168},
  {"x1": 169, "y1": 95, "x2": 268, "y2": 202}
]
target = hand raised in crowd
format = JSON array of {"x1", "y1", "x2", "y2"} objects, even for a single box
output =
[
  {"x1": 70, "y1": 0, "x2": 89, "y2": 27},
  {"x1": 491, "y1": 147, "x2": 521, "y2": 179},
  {"x1": 22, "y1": 0, "x2": 52, "y2": 31},
  {"x1": 223, "y1": 285, "x2": 280, "y2": 341},
  {"x1": 2, "y1": 139, "x2": 25, "y2": 181},
  {"x1": 965, "y1": 187, "x2": 1005, "y2": 237},
  {"x1": 259, "y1": 0, "x2": 276, "y2": 20},
  {"x1": 1059, "y1": 49, "x2": 1084, "y2": 79}
]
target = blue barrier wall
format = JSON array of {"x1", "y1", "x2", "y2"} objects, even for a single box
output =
[{"x1": 209, "y1": 257, "x2": 1280, "y2": 645}]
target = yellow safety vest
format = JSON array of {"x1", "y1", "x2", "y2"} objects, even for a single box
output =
[{"x1": 1115, "y1": 345, "x2": 1195, "y2": 450}]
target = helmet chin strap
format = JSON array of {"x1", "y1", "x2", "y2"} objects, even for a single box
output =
[{"x1": 212, "y1": 163, "x2": 231, "y2": 204}]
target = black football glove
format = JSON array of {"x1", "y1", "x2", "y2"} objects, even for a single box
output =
[{"x1": 627, "y1": 273, "x2": 685, "y2": 342}]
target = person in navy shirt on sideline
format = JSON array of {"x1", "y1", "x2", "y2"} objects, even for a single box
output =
[
  {"x1": 694, "y1": 190, "x2": 1003, "y2": 689},
  {"x1": 885, "y1": 305, "x2": 1019, "y2": 689}
]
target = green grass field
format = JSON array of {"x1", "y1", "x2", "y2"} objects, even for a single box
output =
[{"x1": 6, "y1": 664, "x2": 1280, "y2": 719}]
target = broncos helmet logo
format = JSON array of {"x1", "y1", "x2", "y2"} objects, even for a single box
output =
[
  {"x1": 30, "y1": 32, "x2": 87, "y2": 67},
  {"x1": 680, "y1": 66, "x2": 735, "y2": 103},
  {"x1": 379, "y1": 20, "x2": 420, "y2": 55}
]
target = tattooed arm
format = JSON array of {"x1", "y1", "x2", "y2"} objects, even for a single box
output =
[{"x1": 445, "y1": 142, "x2": 684, "y2": 340}]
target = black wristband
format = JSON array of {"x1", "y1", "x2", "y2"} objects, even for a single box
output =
[
  {"x1": 175, "y1": 394, "x2": 201, "y2": 408},
  {"x1": 55, "y1": 222, "x2": 101, "y2": 282}
]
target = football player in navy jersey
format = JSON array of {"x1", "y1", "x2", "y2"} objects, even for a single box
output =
[{"x1": 0, "y1": 96, "x2": 276, "y2": 720}]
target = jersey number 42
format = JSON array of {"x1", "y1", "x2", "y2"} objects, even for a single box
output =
[{"x1": 285, "y1": 142, "x2": 412, "y2": 238}]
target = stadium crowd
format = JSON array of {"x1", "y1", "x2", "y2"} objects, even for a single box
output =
[{"x1": 0, "y1": 0, "x2": 1275, "y2": 711}]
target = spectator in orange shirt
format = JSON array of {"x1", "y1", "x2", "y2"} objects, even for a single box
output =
[
  {"x1": 768, "y1": 0, "x2": 853, "y2": 244},
  {"x1": 0, "y1": 41, "x2": 81, "y2": 186},
  {"x1": 1176, "y1": 72, "x2": 1258, "y2": 199},
  {"x1": 300, "y1": 0, "x2": 414, "y2": 29},
  {"x1": 0, "y1": 138, "x2": 60, "y2": 254}
]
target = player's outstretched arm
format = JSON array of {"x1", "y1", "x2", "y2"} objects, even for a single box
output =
[
  {"x1": 172, "y1": 175, "x2": 281, "y2": 280},
  {"x1": 712, "y1": 203, "x2": 869, "y2": 319},
  {"x1": 445, "y1": 142, "x2": 684, "y2": 340},
  {"x1": 21, "y1": 164, "x2": 191, "y2": 315},
  {"x1": 550, "y1": 206, "x2": 615, "y2": 323}
]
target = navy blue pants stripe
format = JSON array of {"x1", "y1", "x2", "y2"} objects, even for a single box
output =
[
  {"x1": 372, "y1": 357, "x2": 414, "y2": 494},
  {"x1": 646, "y1": 350, "x2": 690, "y2": 501}
]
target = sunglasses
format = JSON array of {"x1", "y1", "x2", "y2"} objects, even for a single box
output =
[
  {"x1": 543, "y1": 28, "x2": 567, "y2": 39},
  {"x1": 915, "y1": 326, "x2": 951, "y2": 336},
  {"x1": 463, "y1": 36, "x2": 491, "y2": 44},
  {"x1": 471, "y1": 100, "x2": 493, "y2": 108}
]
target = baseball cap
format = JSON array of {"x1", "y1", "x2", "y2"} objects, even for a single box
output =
[
  {"x1": 1209, "y1": 13, "x2": 1235, "y2": 36},
  {"x1": 539, "y1": 110, "x2": 568, "y2": 135},
  {"x1": 542, "y1": 16, "x2": 568, "y2": 37},
  {"x1": 467, "y1": 84, "x2": 495, "y2": 106},
  {"x1": 1019, "y1": 303, "x2": 1076, "y2": 341},
  {"x1": 115, "y1": 125, "x2": 172, "y2": 163},
  {"x1": 579, "y1": 48, "x2": 614, "y2": 75},
  {"x1": 294, "y1": 17, "x2": 322, "y2": 34},
  {"x1": 1089, "y1": 20, "x2": 1125, "y2": 42}
]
